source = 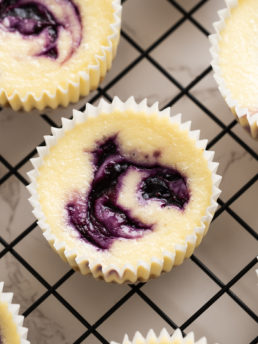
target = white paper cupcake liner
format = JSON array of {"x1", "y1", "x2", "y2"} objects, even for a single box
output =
[
  {"x1": 209, "y1": 0, "x2": 258, "y2": 139},
  {"x1": 0, "y1": 0, "x2": 121, "y2": 111},
  {"x1": 27, "y1": 96, "x2": 221, "y2": 283},
  {"x1": 0, "y1": 282, "x2": 30, "y2": 344},
  {"x1": 110, "y1": 328, "x2": 210, "y2": 344}
]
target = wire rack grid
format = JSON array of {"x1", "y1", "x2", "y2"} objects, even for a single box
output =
[{"x1": 0, "y1": 0, "x2": 257, "y2": 343}]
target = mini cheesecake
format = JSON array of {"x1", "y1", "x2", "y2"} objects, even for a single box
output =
[
  {"x1": 28, "y1": 97, "x2": 221, "y2": 283},
  {"x1": 111, "y1": 328, "x2": 208, "y2": 344},
  {"x1": 0, "y1": 0, "x2": 121, "y2": 110},
  {"x1": 0, "y1": 282, "x2": 29, "y2": 344},
  {"x1": 210, "y1": 0, "x2": 258, "y2": 139}
]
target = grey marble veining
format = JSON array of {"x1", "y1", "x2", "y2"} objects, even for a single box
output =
[{"x1": 0, "y1": 177, "x2": 34, "y2": 242}]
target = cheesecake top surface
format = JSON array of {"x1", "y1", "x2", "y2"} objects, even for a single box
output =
[
  {"x1": 218, "y1": 0, "x2": 258, "y2": 111},
  {"x1": 0, "y1": 0, "x2": 116, "y2": 97}
]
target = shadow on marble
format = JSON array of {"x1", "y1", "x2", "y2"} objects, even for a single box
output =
[
  {"x1": 195, "y1": 212, "x2": 258, "y2": 283},
  {"x1": 142, "y1": 259, "x2": 219, "y2": 325},
  {"x1": 187, "y1": 293, "x2": 258, "y2": 344},
  {"x1": 58, "y1": 272, "x2": 129, "y2": 324}
]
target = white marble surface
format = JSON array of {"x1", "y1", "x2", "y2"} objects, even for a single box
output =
[{"x1": 0, "y1": 1, "x2": 257, "y2": 344}]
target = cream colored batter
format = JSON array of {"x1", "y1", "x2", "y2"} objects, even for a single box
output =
[
  {"x1": 0, "y1": 0, "x2": 115, "y2": 98},
  {"x1": 219, "y1": 0, "x2": 258, "y2": 111}
]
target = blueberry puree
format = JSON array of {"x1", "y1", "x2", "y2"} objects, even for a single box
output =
[
  {"x1": 66, "y1": 137, "x2": 190, "y2": 250},
  {"x1": 0, "y1": 0, "x2": 82, "y2": 60}
]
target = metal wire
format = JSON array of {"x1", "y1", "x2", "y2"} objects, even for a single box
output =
[{"x1": 0, "y1": 0, "x2": 257, "y2": 343}]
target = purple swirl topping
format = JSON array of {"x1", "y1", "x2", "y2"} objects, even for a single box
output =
[
  {"x1": 66, "y1": 137, "x2": 190, "y2": 250},
  {"x1": 0, "y1": 0, "x2": 82, "y2": 61}
]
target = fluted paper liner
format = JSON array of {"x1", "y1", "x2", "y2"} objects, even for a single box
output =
[
  {"x1": 27, "y1": 97, "x2": 221, "y2": 283},
  {"x1": 111, "y1": 328, "x2": 210, "y2": 344},
  {"x1": 0, "y1": 0, "x2": 121, "y2": 111},
  {"x1": 0, "y1": 282, "x2": 30, "y2": 344},
  {"x1": 210, "y1": 0, "x2": 258, "y2": 139}
]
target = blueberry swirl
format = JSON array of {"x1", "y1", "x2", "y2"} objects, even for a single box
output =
[
  {"x1": 0, "y1": 0, "x2": 82, "y2": 61},
  {"x1": 66, "y1": 137, "x2": 190, "y2": 250}
]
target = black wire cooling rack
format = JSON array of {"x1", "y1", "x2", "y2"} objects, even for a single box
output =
[{"x1": 0, "y1": 0, "x2": 257, "y2": 343}]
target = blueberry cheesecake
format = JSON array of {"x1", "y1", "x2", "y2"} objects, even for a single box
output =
[
  {"x1": 111, "y1": 328, "x2": 208, "y2": 344},
  {"x1": 210, "y1": 0, "x2": 258, "y2": 139},
  {"x1": 0, "y1": 282, "x2": 30, "y2": 344},
  {"x1": 0, "y1": 0, "x2": 121, "y2": 111},
  {"x1": 28, "y1": 97, "x2": 221, "y2": 283}
]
